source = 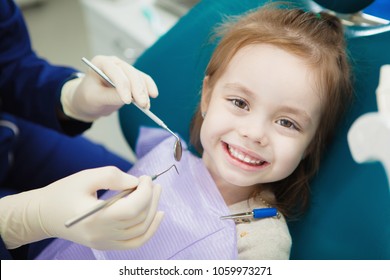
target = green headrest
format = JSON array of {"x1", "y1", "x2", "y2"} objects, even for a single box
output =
[{"x1": 313, "y1": 0, "x2": 374, "y2": 13}]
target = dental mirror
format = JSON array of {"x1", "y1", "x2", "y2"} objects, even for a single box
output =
[
  {"x1": 166, "y1": 127, "x2": 182, "y2": 161},
  {"x1": 81, "y1": 57, "x2": 182, "y2": 161}
]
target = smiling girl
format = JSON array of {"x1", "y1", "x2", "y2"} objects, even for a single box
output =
[{"x1": 189, "y1": 6, "x2": 353, "y2": 258}]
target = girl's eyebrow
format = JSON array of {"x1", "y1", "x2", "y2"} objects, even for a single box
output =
[{"x1": 224, "y1": 82, "x2": 255, "y2": 96}]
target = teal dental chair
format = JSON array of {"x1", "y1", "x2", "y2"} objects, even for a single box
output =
[{"x1": 119, "y1": 0, "x2": 390, "y2": 259}]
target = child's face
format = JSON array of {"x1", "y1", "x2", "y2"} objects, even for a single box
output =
[{"x1": 200, "y1": 44, "x2": 323, "y2": 198}]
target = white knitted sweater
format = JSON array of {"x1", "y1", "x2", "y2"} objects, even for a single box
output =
[{"x1": 229, "y1": 192, "x2": 292, "y2": 260}]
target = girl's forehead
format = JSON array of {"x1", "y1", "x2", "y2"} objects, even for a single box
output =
[
  {"x1": 213, "y1": 44, "x2": 324, "y2": 120},
  {"x1": 224, "y1": 44, "x2": 319, "y2": 94},
  {"x1": 228, "y1": 44, "x2": 310, "y2": 72}
]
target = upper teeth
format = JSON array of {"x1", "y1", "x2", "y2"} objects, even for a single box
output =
[{"x1": 228, "y1": 145, "x2": 263, "y2": 165}]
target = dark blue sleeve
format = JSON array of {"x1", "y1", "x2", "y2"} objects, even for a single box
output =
[
  {"x1": 0, "y1": 0, "x2": 89, "y2": 133},
  {"x1": 0, "y1": 237, "x2": 12, "y2": 259}
]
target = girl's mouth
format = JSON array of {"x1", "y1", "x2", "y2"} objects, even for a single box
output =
[{"x1": 224, "y1": 142, "x2": 268, "y2": 167}]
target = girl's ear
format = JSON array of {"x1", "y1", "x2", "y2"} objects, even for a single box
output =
[{"x1": 201, "y1": 76, "x2": 211, "y2": 113}]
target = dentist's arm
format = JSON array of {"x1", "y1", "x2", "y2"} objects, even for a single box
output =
[{"x1": 0, "y1": 167, "x2": 163, "y2": 250}]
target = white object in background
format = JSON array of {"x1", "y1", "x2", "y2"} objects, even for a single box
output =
[
  {"x1": 80, "y1": 0, "x2": 178, "y2": 63},
  {"x1": 348, "y1": 65, "x2": 390, "y2": 188},
  {"x1": 376, "y1": 65, "x2": 390, "y2": 114},
  {"x1": 141, "y1": 0, "x2": 167, "y2": 36}
]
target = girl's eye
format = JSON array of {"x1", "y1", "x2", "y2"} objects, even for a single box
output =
[
  {"x1": 231, "y1": 98, "x2": 249, "y2": 110},
  {"x1": 277, "y1": 119, "x2": 299, "y2": 131}
]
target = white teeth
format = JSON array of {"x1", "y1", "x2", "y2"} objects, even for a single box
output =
[{"x1": 228, "y1": 145, "x2": 263, "y2": 165}]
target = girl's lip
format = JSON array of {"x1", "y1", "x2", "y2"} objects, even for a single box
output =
[{"x1": 222, "y1": 142, "x2": 270, "y2": 170}]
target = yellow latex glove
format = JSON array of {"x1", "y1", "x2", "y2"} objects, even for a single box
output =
[
  {"x1": 0, "y1": 167, "x2": 163, "y2": 250},
  {"x1": 61, "y1": 55, "x2": 158, "y2": 122}
]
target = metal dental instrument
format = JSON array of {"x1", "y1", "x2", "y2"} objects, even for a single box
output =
[
  {"x1": 220, "y1": 208, "x2": 278, "y2": 221},
  {"x1": 81, "y1": 57, "x2": 182, "y2": 161},
  {"x1": 65, "y1": 164, "x2": 179, "y2": 227}
]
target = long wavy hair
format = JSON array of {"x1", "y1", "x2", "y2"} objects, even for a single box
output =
[{"x1": 190, "y1": 6, "x2": 353, "y2": 219}]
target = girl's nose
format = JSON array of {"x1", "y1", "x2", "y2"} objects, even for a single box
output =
[{"x1": 239, "y1": 117, "x2": 269, "y2": 146}]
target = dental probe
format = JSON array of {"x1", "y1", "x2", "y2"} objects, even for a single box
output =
[
  {"x1": 65, "y1": 164, "x2": 178, "y2": 227},
  {"x1": 220, "y1": 208, "x2": 278, "y2": 220}
]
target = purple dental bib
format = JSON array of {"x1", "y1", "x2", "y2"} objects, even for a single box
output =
[{"x1": 36, "y1": 127, "x2": 237, "y2": 259}]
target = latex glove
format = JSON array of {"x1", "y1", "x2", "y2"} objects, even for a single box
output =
[
  {"x1": 61, "y1": 55, "x2": 159, "y2": 122},
  {"x1": 0, "y1": 167, "x2": 163, "y2": 250}
]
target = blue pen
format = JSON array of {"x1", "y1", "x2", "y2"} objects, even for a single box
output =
[{"x1": 220, "y1": 208, "x2": 278, "y2": 220}]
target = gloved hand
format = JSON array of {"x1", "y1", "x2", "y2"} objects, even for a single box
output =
[
  {"x1": 61, "y1": 55, "x2": 158, "y2": 122},
  {"x1": 0, "y1": 166, "x2": 163, "y2": 250}
]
